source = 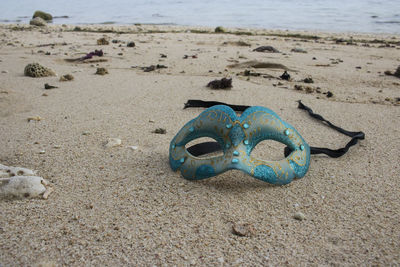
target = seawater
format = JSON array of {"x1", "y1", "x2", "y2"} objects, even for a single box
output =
[{"x1": 1, "y1": 0, "x2": 399, "y2": 34}]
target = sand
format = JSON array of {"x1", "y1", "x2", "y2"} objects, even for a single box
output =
[{"x1": 0, "y1": 23, "x2": 399, "y2": 266}]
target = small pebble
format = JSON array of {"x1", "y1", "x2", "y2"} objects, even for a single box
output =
[
  {"x1": 59, "y1": 74, "x2": 74, "y2": 81},
  {"x1": 44, "y1": 83, "x2": 58, "y2": 89},
  {"x1": 232, "y1": 223, "x2": 255, "y2": 237},
  {"x1": 105, "y1": 138, "x2": 122, "y2": 148},
  {"x1": 152, "y1": 128, "x2": 166, "y2": 134},
  {"x1": 27, "y1": 116, "x2": 42, "y2": 122},
  {"x1": 294, "y1": 212, "x2": 306, "y2": 221},
  {"x1": 96, "y1": 67, "x2": 108, "y2": 75},
  {"x1": 128, "y1": 146, "x2": 138, "y2": 150},
  {"x1": 97, "y1": 38, "x2": 109, "y2": 45},
  {"x1": 127, "y1": 41, "x2": 135, "y2": 47},
  {"x1": 38, "y1": 150, "x2": 46, "y2": 154}
]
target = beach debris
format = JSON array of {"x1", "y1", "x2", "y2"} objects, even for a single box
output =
[
  {"x1": 385, "y1": 65, "x2": 400, "y2": 78},
  {"x1": 141, "y1": 64, "x2": 167, "y2": 72},
  {"x1": 27, "y1": 116, "x2": 42, "y2": 122},
  {"x1": 160, "y1": 53, "x2": 167, "y2": 58},
  {"x1": 294, "y1": 212, "x2": 306, "y2": 221},
  {"x1": 128, "y1": 146, "x2": 139, "y2": 151},
  {"x1": 97, "y1": 37, "x2": 109, "y2": 45},
  {"x1": 227, "y1": 60, "x2": 291, "y2": 70},
  {"x1": 326, "y1": 91, "x2": 333, "y2": 98},
  {"x1": 82, "y1": 131, "x2": 91, "y2": 136},
  {"x1": 32, "y1": 10, "x2": 53, "y2": 21},
  {"x1": 207, "y1": 78, "x2": 232, "y2": 89},
  {"x1": 96, "y1": 67, "x2": 108, "y2": 75},
  {"x1": 243, "y1": 70, "x2": 261, "y2": 77},
  {"x1": 152, "y1": 128, "x2": 167, "y2": 134},
  {"x1": 222, "y1": 41, "x2": 251, "y2": 46},
  {"x1": 0, "y1": 164, "x2": 53, "y2": 200},
  {"x1": 214, "y1": 26, "x2": 226, "y2": 33},
  {"x1": 127, "y1": 41, "x2": 136, "y2": 47},
  {"x1": 253, "y1": 46, "x2": 279, "y2": 53},
  {"x1": 395, "y1": 66, "x2": 400, "y2": 78},
  {"x1": 36, "y1": 42, "x2": 68, "y2": 48},
  {"x1": 294, "y1": 85, "x2": 314, "y2": 93},
  {"x1": 30, "y1": 17, "x2": 47, "y2": 27},
  {"x1": 44, "y1": 83, "x2": 58, "y2": 89},
  {"x1": 232, "y1": 223, "x2": 255, "y2": 237},
  {"x1": 280, "y1": 71, "x2": 291, "y2": 81},
  {"x1": 105, "y1": 138, "x2": 122, "y2": 148},
  {"x1": 59, "y1": 74, "x2": 74, "y2": 81},
  {"x1": 183, "y1": 55, "x2": 198, "y2": 59},
  {"x1": 291, "y1": 48, "x2": 307, "y2": 53},
  {"x1": 79, "y1": 50, "x2": 104, "y2": 61},
  {"x1": 303, "y1": 77, "x2": 314, "y2": 83},
  {"x1": 240, "y1": 70, "x2": 275, "y2": 79},
  {"x1": 315, "y1": 64, "x2": 331, "y2": 67},
  {"x1": 24, "y1": 63, "x2": 55, "y2": 78}
]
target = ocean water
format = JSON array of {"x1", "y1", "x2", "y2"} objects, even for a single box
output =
[{"x1": 1, "y1": 0, "x2": 400, "y2": 34}]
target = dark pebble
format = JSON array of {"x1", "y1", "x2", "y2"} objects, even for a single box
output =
[{"x1": 280, "y1": 71, "x2": 290, "y2": 81}]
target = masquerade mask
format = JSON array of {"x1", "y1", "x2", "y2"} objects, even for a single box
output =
[{"x1": 169, "y1": 100, "x2": 364, "y2": 185}]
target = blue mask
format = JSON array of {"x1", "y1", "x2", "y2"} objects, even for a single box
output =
[
  {"x1": 169, "y1": 105, "x2": 310, "y2": 185},
  {"x1": 170, "y1": 100, "x2": 364, "y2": 185}
]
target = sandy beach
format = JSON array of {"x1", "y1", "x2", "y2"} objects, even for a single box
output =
[{"x1": 0, "y1": 23, "x2": 399, "y2": 266}]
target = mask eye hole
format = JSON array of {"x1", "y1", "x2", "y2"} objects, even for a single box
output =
[
  {"x1": 251, "y1": 140, "x2": 287, "y2": 161},
  {"x1": 185, "y1": 137, "x2": 223, "y2": 158}
]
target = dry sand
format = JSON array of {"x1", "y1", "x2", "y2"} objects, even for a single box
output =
[{"x1": 0, "y1": 23, "x2": 399, "y2": 266}]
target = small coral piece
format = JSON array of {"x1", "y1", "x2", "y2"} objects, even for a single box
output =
[
  {"x1": 253, "y1": 46, "x2": 280, "y2": 53},
  {"x1": 96, "y1": 67, "x2": 108, "y2": 75},
  {"x1": 97, "y1": 38, "x2": 109, "y2": 45},
  {"x1": 30, "y1": 17, "x2": 47, "y2": 27},
  {"x1": 0, "y1": 163, "x2": 53, "y2": 199},
  {"x1": 59, "y1": 74, "x2": 74, "y2": 81},
  {"x1": 24, "y1": 63, "x2": 55, "y2": 78}
]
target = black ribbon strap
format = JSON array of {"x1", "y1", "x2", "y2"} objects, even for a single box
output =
[
  {"x1": 183, "y1": 99, "x2": 365, "y2": 158},
  {"x1": 184, "y1": 99, "x2": 250, "y2": 112},
  {"x1": 293, "y1": 100, "x2": 365, "y2": 158}
]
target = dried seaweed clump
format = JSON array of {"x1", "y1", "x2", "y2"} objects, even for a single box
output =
[
  {"x1": 24, "y1": 63, "x2": 55, "y2": 78},
  {"x1": 207, "y1": 78, "x2": 232, "y2": 89}
]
